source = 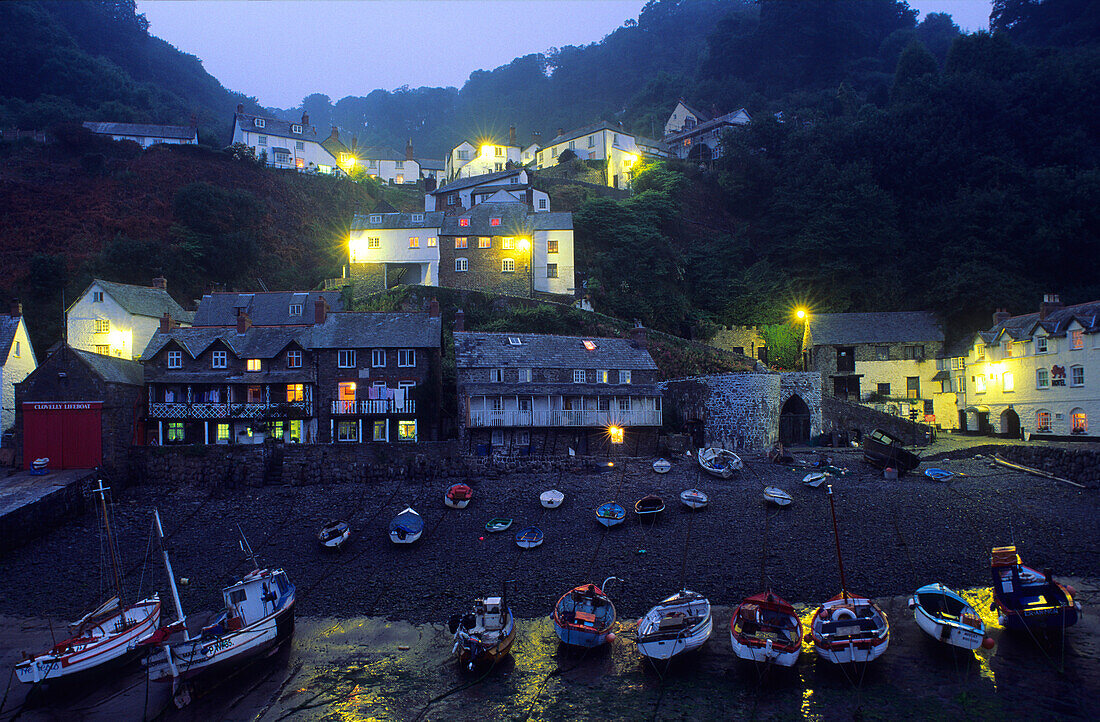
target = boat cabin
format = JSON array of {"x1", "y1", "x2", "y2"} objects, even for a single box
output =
[
  {"x1": 473, "y1": 597, "x2": 504, "y2": 632},
  {"x1": 558, "y1": 586, "x2": 614, "y2": 628},
  {"x1": 212, "y1": 568, "x2": 292, "y2": 632}
]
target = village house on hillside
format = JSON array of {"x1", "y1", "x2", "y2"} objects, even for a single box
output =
[
  {"x1": 349, "y1": 211, "x2": 445, "y2": 291},
  {"x1": 424, "y1": 169, "x2": 550, "y2": 213},
  {"x1": 192, "y1": 291, "x2": 343, "y2": 327},
  {"x1": 354, "y1": 145, "x2": 420, "y2": 185},
  {"x1": 231, "y1": 105, "x2": 338, "y2": 173},
  {"x1": 0, "y1": 302, "x2": 37, "y2": 435},
  {"x1": 533, "y1": 121, "x2": 666, "y2": 189},
  {"x1": 82, "y1": 121, "x2": 198, "y2": 147},
  {"x1": 66, "y1": 278, "x2": 193, "y2": 361},
  {"x1": 663, "y1": 99, "x2": 751, "y2": 162},
  {"x1": 453, "y1": 326, "x2": 662, "y2": 456},
  {"x1": 445, "y1": 128, "x2": 523, "y2": 180}
]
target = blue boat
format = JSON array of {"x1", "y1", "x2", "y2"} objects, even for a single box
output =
[
  {"x1": 389, "y1": 507, "x2": 423, "y2": 544},
  {"x1": 908, "y1": 583, "x2": 990, "y2": 650},
  {"x1": 551, "y1": 577, "x2": 621, "y2": 647},
  {"x1": 515, "y1": 526, "x2": 543, "y2": 549},
  {"x1": 596, "y1": 503, "x2": 626, "y2": 528},
  {"x1": 990, "y1": 546, "x2": 1081, "y2": 631},
  {"x1": 924, "y1": 468, "x2": 955, "y2": 482}
]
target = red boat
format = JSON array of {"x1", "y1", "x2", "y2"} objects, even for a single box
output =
[
  {"x1": 729, "y1": 591, "x2": 802, "y2": 666},
  {"x1": 445, "y1": 483, "x2": 473, "y2": 509}
]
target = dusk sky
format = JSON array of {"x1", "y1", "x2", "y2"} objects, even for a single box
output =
[{"x1": 137, "y1": 0, "x2": 995, "y2": 109}]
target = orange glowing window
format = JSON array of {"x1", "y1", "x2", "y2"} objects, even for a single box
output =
[
  {"x1": 459, "y1": 218, "x2": 470, "y2": 227},
  {"x1": 490, "y1": 217, "x2": 501, "y2": 226},
  {"x1": 583, "y1": 340, "x2": 597, "y2": 351},
  {"x1": 338, "y1": 382, "x2": 356, "y2": 401}
]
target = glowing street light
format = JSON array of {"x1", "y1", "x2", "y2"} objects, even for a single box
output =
[{"x1": 795, "y1": 308, "x2": 807, "y2": 321}]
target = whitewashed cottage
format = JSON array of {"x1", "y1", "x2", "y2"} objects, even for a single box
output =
[{"x1": 66, "y1": 278, "x2": 193, "y2": 361}]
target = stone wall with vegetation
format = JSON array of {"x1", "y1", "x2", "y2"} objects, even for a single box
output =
[{"x1": 997, "y1": 445, "x2": 1100, "y2": 488}]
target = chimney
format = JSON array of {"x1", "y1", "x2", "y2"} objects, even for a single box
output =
[
  {"x1": 992, "y1": 308, "x2": 1011, "y2": 326},
  {"x1": 351, "y1": 136, "x2": 358, "y2": 151},
  {"x1": 10, "y1": 299, "x2": 22, "y2": 318},
  {"x1": 509, "y1": 125, "x2": 516, "y2": 146},
  {"x1": 532, "y1": 131, "x2": 541, "y2": 146},
  {"x1": 314, "y1": 298, "x2": 328, "y2": 325},
  {"x1": 302, "y1": 111, "x2": 309, "y2": 126},
  {"x1": 557, "y1": 127, "x2": 564, "y2": 138},
  {"x1": 1039, "y1": 294, "x2": 1063, "y2": 321},
  {"x1": 630, "y1": 321, "x2": 648, "y2": 349},
  {"x1": 429, "y1": 297, "x2": 440, "y2": 318},
  {"x1": 237, "y1": 310, "x2": 251, "y2": 334},
  {"x1": 454, "y1": 309, "x2": 465, "y2": 333},
  {"x1": 151, "y1": 276, "x2": 167, "y2": 291},
  {"x1": 236, "y1": 103, "x2": 244, "y2": 114},
  {"x1": 160, "y1": 312, "x2": 171, "y2": 332},
  {"x1": 406, "y1": 137, "x2": 415, "y2": 161},
  {"x1": 330, "y1": 126, "x2": 339, "y2": 141}
]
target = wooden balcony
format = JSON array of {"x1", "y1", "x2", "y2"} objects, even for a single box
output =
[
  {"x1": 330, "y1": 399, "x2": 416, "y2": 415},
  {"x1": 468, "y1": 409, "x2": 662, "y2": 428},
  {"x1": 148, "y1": 401, "x2": 313, "y2": 419}
]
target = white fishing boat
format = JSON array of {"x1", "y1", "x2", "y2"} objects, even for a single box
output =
[
  {"x1": 636, "y1": 589, "x2": 713, "y2": 660},
  {"x1": 908, "y1": 583, "x2": 992, "y2": 650},
  {"x1": 15, "y1": 481, "x2": 161, "y2": 684},
  {"x1": 389, "y1": 507, "x2": 424, "y2": 544},
  {"x1": 679, "y1": 489, "x2": 708, "y2": 510},
  {"x1": 698, "y1": 448, "x2": 743, "y2": 478},
  {"x1": 802, "y1": 472, "x2": 827, "y2": 488},
  {"x1": 652, "y1": 458, "x2": 672, "y2": 474},
  {"x1": 763, "y1": 487, "x2": 792, "y2": 506},
  {"x1": 540, "y1": 490, "x2": 565, "y2": 508},
  {"x1": 449, "y1": 583, "x2": 517, "y2": 671}
]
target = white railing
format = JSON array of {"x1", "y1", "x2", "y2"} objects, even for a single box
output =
[
  {"x1": 468, "y1": 409, "x2": 662, "y2": 428},
  {"x1": 330, "y1": 399, "x2": 417, "y2": 415}
]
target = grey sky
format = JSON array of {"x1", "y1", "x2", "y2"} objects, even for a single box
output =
[{"x1": 138, "y1": 0, "x2": 994, "y2": 109}]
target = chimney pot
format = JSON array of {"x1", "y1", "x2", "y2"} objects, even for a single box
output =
[
  {"x1": 1039, "y1": 294, "x2": 1063, "y2": 321},
  {"x1": 993, "y1": 308, "x2": 1011, "y2": 326},
  {"x1": 429, "y1": 297, "x2": 440, "y2": 318},
  {"x1": 152, "y1": 276, "x2": 167, "y2": 291},
  {"x1": 406, "y1": 137, "x2": 415, "y2": 161},
  {"x1": 314, "y1": 298, "x2": 328, "y2": 325},
  {"x1": 330, "y1": 126, "x2": 339, "y2": 140},
  {"x1": 557, "y1": 128, "x2": 564, "y2": 138},
  {"x1": 10, "y1": 299, "x2": 22, "y2": 318},
  {"x1": 509, "y1": 125, "x2": 516, "y2": 146},
  {"x1": 454, "y1": 309, "x2": 465, "y2": 333},
  {"x1": 237, "y1": 311, "x2": 251, "y2": 334},
  {"x1": 630, "y1": 323, "x2": 648, "y2": 349},
  {"x1": 236, "y1": 103, "x2": 244, "y2": 114},
  {"x1": 302, "y1": 111, "x2": 309, "y2": 126}
]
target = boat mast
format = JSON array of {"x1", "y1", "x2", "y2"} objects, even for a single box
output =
[
  {"x1": 826, "y1": 485, "x2": 849, "y2": 602},
  {"x1": 91, "y1": 478, "x2": 124, "y2": 604},
  {"x1": 154, "y1": 509, "x2": 189, "y2": 640},
  {"x1": 237, "y1": 523, "x2": 260, "y2": 570}
]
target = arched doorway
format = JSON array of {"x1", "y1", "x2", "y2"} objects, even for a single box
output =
[
  {"x1": 779, "y1": 395, "x2": 811, "y2": 444},
  {"x1": 1000, "y1": 408, "x2": 1020, "y2": 438}
]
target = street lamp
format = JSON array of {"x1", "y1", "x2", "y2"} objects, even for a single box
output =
[{"x1": 519, "y1": 238, "x2": 532, "y2": 296}]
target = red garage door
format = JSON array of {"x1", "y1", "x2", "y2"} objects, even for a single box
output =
[{"x1": 23, "y1": 402, "x2": 103, "y2": 470}]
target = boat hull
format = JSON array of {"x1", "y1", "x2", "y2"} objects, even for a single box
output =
[
  {"x1": 444, "y1": 497, "x2": 470, "y2": 509},
  {"x1": 911, "y1": 603, "x2": 984, "y2": 649},
  {"x1": 763, "y1": 488, "x2": 792, "y2": 506},
  {"x1": 679, "y1": 490, "x2": 708, "y2": 510},
  {"x1": 909, "y1": 584, "x2": 986, "y2": 650},
  {"x1": 652, "y1": 459, "x2": 671, "y2": 474},
  {"x1": 729, "y1": 632, "x2": 801, "y2": 666},
  {"x1": 540, "y1": 491, "x2": 564, "y2": 509},
  {"x1": 809, "y1": 594, "x2": 890, "y2": 665},
  {"x1": 553, "y1": 623, "x2": 612, "y2": 648},
  {"x1": 636, "y1": 591, "x2": 713, "y2": 660},
  {"x1": 638, "y1": 616, "x2": 711, "y2": 659},
  {"x1": 728, "y1": 592, "x2": 802, "y2": 668},
  {"x1": 990, "y1": 548, "x2": 1080, "y2": 631},
  {"x1": 596, "y1": 514, "x2": 624, "y2": 528}
]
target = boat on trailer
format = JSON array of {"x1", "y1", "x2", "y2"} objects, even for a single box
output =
[
  {"x1": 679, "y1": 489, "x2": 708, "y2": 510},
  {"x1": 445, "y1": 484, "x2": 473, "y2": 509},
  {"x1": 698, "y1": 448, "x2": 743, "y2": 478},
  {"x1": 729, "y1": 591, "x2": 802, "y2": 667},
  {"x1": 552, "y1": 577, "x2": 621, "y2": 648},
  {"x1": 596, "y1": 503, "x2": 626, "y2": 528},
  {"x1": 389, "y1": 507, "x2": 424, "y2": 544},
  {"x1": 636, "y1": 589, "x2": 712, "y2": 660},
  {"x1": 450, "y1": 583, "x2": 517, "y2": 670},
  {"x1": 908, "y1": 583, "x2": 992, "y2": 650},
  {"x1": 990, "y1": 545, "x2": 1080, "y2": 631}
]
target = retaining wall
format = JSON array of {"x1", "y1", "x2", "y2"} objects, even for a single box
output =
[{"x1": 997, "y1": 445, "x2": 1100, "y2": 488}]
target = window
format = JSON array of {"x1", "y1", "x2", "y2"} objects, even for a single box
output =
[
  {"x1": 503, "y1": 238, "x2": 515, "y2": 250},
  {"x1": 519, "y1": 397, "x2": 531, "y2": 411},
  {"x1": 547, "y1": 240, "x2": 558, "y2": 254},
  {"x1": 1002, "y1": 340, "x2": 1013, "y2": 358},
  {"x1": 296, "y1": 141, "x2": 304, "y2": 150},
  {"x1": 1071, "y1": 330, "x2": 1084, "y2": 349},
  {"x1": 596, "y1": 370, "x2": 609, "y2": 384},
  {"x1": 409, "y1": 236, "x2": 420, "y2": 248},
  {"x1": 502, "y1": 259, "x2": 515, "y2": 273},
  {"x1": 906, "y1": 377, "x2": 920, "y2": 399},
  {"x1": 291, "y1": 124, "x2": 302, "y2": 134},
  {"x1": 956, "y1": 375, "x2": 965, "y2": 393},
  {"x1": 412, "y1": 213, "x2": 424, "y2": 222},
  {"x1": 338, "y1": 350, "x2": 356, "y2": 368},
  {"x1": 95, "y1": 344, "x2": 109, "y2": 355},
  {"x1": 574, "y1": 370, "x2": 586, "y2": 383},
  {"x1": 588, "y1": 135, "x2": 595, "y2": 148},
  {"x1": 367, "y1": 237, "x2": 380, "y2": 249},
  {"x1": 94, "y1": 318, "x2": 110, "y2": 333},
  {"x1": 875, "y1": 346, "x2": 889, "y2": 361},
  {"x1": 598, "y1": 397, "x2": 611, "y2": 411},
  {"x1": 1037, "y1": 368, "x2": 1050, "y2": 388},
  {"x1": 491, "y1": 429, "x2": 504, "y2": 446},
  {"x1": 289, "y1": 304, "x2": 302, "y2": 316},
  {"x1": 490, "y1": 368, "x2": 503, "y2": 382},
  {"x1": 975, "y1": 375, "x2": 986, "y2": 393},
  {"x1": 492, "y1": 397, "x2": 503, "y2": 411},
  {"x1": 904, "y1": 345, "x2": 925, "y2": 360},
  {"x1": 1036, "y1": 336, "x2": 1049, "y2": 353},
  {"x1": 284, "y1": 349, "x2": 301, "y2": 369},
  {"x1": 509, "y1": 337, "x2": 523, "y2": 346},
  {"x1": 254, "y1": 118, "x2": 265, "y2": 128},
  {"x1": 509, "y1": 176, "x2": 518, "y2": 185},
  {"x1": 167, "y1": 350, "x2": 182, "y2": 369},
  {"x1": 568, "y1": 140, "x2": 575, "y2": 150},
  {"x1": 212, "y1": 350, "x2": 227, "y2": 368},
  {"x1": 396, "y1": 161, "x2": 404, "y2": 170},
  {"x1": 479, "y1": 237, "x2": 491, "y2": 248},
  {"x1": 1036, "y1": 410, "x2": 1052, "y2": 432},
  {"x1": 490, "y1": 217, "x2": 501, "y2": 227},
  {"x1": 338, "y1": 381, "x2": 356, "y2": 401},
  {"x1": 552, "y1": 147, "x2": 559, "y2": 158},
  {"x1": 371, "y1": 349, "x2": 385, "y2": 367},
  {"x1": 457, "y1": 150, "x2": 468, "y2": 160},
  {"x1": 373, "y1": 420, "x2": 388, "y2": 442},
  {"x1": 609, "y1": 426, "x2": 624, "y2": 444},
  {"x1": 447, "y1": 194, "x2": 457, "y2": 206},
  {"x1": 1072, "y1": 410, "x2": 1087, "y2": 434},
  {"x1": 455, "y1": 237, "x2": 468, "y2": 249},
  {"x1": 397, "y1": 349, "x2": 415, "y2": 367},
  {"x1": 246, "y1": 358, "x2": 261, "y2": 372},
  {"x1": 398, "y1": 420, "x2": 417, "y2": 442},
  {"x1": 455, "y1": 258, "x2": 468, "y2": 272},
  {"x1": 167, "y1": 423, "x2": 185, "y2": 442},
  {"x1": 1071, "y1": 365, "x2": 1084, "y2": 386},
  {"x1": 369, "y1": 214, "x2": 382, "y2": 223},
  {"x1": 619, "y1": 398, "x2": 630, "y2": 411},
  {"x1": 247, "y1": 386, "x2": 262, "y2": 403},
  {"x1": 92, "y1": 291, "x2": 104, "y2": 302},
  {"x1": 941, "y1": 378, "x2": 953, "y2": 393},
  {"x1": 337, "y1": 421, "x2": 358, "y2": 442},
  {"x1": 495, "y1": 147, "x2": 504, "y2": 157},
  {"x1": 1003, "y1": 372, "x2": 1014, "y2": 392},
  {"x1": 286, "y1": 384, "x2": 304, "y2": 402},
  {"x1": 517, "y1": 368, "x2": 531, "y2": 382},
  {"x1": 538, "y1": 198, "x2": 547, "y2": 210},
  {"x1": 546, "y1": 263, "x2": 558, "y2": 278},
  {"x1": 274, "y1": 150, "x2": 291, "y2": 164},
  {"x1": 620, "y1": 370, "x2": 631, "y2": 384},
  {"x1": 877, "y1": 383, "x2": 891, "y2": 396},
  {"x1": 217, "y1": 424, "x2": 230, "y2": 442},
  {"x1": 459, "y1": 218, "x2": 470, "y2": 227},
  {"x1": 427, "y1": 237, "x2": 437, "y2": 247},
  {"x1": 368, "y1": 160, "x2": 377, "y2": 169}
]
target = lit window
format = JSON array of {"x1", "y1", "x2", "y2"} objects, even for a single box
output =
[
  {"x1": 608, "y1": 426, "x2": 624, "y2": 444},
  {"x1": 479, "y1": 237, "x2": 491, "y2": 249},
  {"x1": 167, "y1": 350, "x2": 182, "y2": 369},
  {"x1": 398, "y1": 420, "x2": 417, "y2": 442},
  {"x1": 503, "y1": 238, "x2": 515, "y2": 250},
  {"x1": 337, "y1": 421, "x2": 358, "y2": 442},
  {"x1": 502, "y1": 259, "x2": 515, "y2": 273},
  {"x1": 455, "y1": 258, "x2": 468, "y2": 272},
  {"x1": 975, "y1": 375, "x2": 986, "y2": 393},
  {"x1": 338, "y1": 350, "x2": 356, "y2": 368},
  {"x1": 547, "y1": 263, "x2": 558, "y2": 278},
  {"x1": 509, "y1": 337, "x2": 523, "y2": 346},
  {"x1": 574, "y1": 370, "x2": 586, "y2": 383},
  {"x1": 371, "y1": 349, "x2": 385, "y2": 367},
  {"x1": 490, "y1": 217, "x2": 501, "y2": 226},
  {"x1": 217, "y1": 424, "x2": 230, "y2": 442},
  {"x1": 373, "y1": 420, "x2": 388, "y2": 441},
  {"x1": 338, "y1": 381, "x2": 356, "y2": 401},
  {"x1": 397, "y1": 349, "x2": 415, "y2": 367},
  {"x1": 95, "y1": 344, "x2": 109, "y2": 355},
  {"x1": 247, "y1": 386, "x2": 262, "y2": 403},
  {"x1": 547, "y1": 240, "x2": 558, "y2": 254},
  {"x1": 1037, "y1": 368, "x2": 1049, "y2": 388},
  {"x1": 409, "y1": 236, "x2": 420, "y2": 248},
  {"x1": 212, "y1": 350, "x2": 227, "y2": 368},
  {"x1": 459, "y1": 218, "x2": 470, "y2": 227},
  {"x1": 367, "y1": 237, "x2": 380, "y2": 249},
  {"x1": 597, "y1": 370, "x2": 609, "y2": 384},
  {"x1": 1002, "y1": 341, "x2": 1013, "y2": 358},
  {"x1": 490, "y1": 368, "x2": 503, "y2": 382},
  {"x1": 1072, "y1": 410, "x2": 1087, "y2": 434},
  {"x1": 254, "y1": 118, "x2": 265, "y2": 128},
  {"x1": 94, "y1": 318, "x2": 110, "y2": 333},
  {"x1": 427, "y1": 237, "x2": 437, "y2": 247},
  {"x1": 1003, "y1": 372, "x2": 1014, "y2": 392},
  {"x1": 286, "y1": 384, "x2": 304, "y2": 402},
  {"x1": 247, "y1": 358, "x2": 261, "y2": 372},
  {"x1": 620, "y1": 370, "x2": 631, "y2": 384},
  {"x1": 92, "y1": 291, "x2": 104, "y2": 302},
  {"x1": 167, "y1": 423, "x2": 185, "y2": 442},
  {"x1": 455, "y1": 237, "x2": 468, "y2": 249},
  {"x1": 1071, "y1": 330, "x2": 1084, "y2": 349},
  {"x1": 1036, "y1": 337, "x2": 1048, "y2": 353},
  {"x1": 583, "y1": 340, "x2": 597, "y2": 351},
  {"x1": 517, "y1": 368, "x2": 531, "y2": 382},
  {"x1": 1036, "y1": 410, "x2": 1052, "y2": 432},
  {"x1": 1071, "y1": 365, "x2": 1084, "y2": 386}
]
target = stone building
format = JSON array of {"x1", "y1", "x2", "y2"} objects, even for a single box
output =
[{"x1": 707, "y1": 325, "x2": 767, "y2": 364}]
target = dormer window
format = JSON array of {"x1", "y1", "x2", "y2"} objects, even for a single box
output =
[
  {"x1": 291, "y1": 124, "x2": 302, "y2": 134},
  {"x1": 246, "y1": 359, "x2": 261, "y2": 372},
  {"x1": 369, "y1": 214, "x2": 381, "y2": 223},
  {"x1": 289, "y1": 304, "x2": 302, "y2": 316},
  {"x1": 509, "y1": 337, "x2": 522, "y2": 346},
  {"x1": 167, "y1": 350, "x2": 182, "y2": 368},
  {"x1": 412, "y1": 213, "x2": 424, "y2": 222},
  {"x1": 583, "y1": 340, "x2": 597, "y2": 351},
  {"x1": 254, "y1": 118, "x2": 265, "y2": 128},
  {"x1": 459, "y1": 218, "x2": 470, "y2": 227},
  {"x1": 490, "y1": 217, "x2": 501, "y2": 226},
  {"x1": 1036, "y1": 337, "x2": 1048, "y2": 353}
]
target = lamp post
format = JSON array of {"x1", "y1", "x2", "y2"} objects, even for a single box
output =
[
  {"x1": 519, "y1": 238, "x2": 532, "y2": 297},
  {"x1": 794, "y1": 307, "x2": 809, "y2": 370}
]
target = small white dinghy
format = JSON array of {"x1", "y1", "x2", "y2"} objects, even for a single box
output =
[
  {"x1": 389, "y1": 507, "x2": 423, "y2": 544},
  {"x1": 636, "y1": 589, "x2": 713, "y2": 660},
  {"x1": 652, "y1": 458, "x2": 672, "y2": 474},
  {"x1": 445, "y1": 483, "x2": 473, "y2": 509},
  {"x1": 679, "y1": 489, "x2": 708, "y2": 510},
  {"x1": 540, "y1": 490, "x2": 565, "y2": 509},
  {"x1": 763, "y1": 487, "x2": 793, "y2": 506},
  {"x1": 698, "y1": 448, "x2": 743, "y2": 478},
  {"x1": 317, "y1": 520, "x2": 351, "y2": 550},
  {"x1": 803, "y1": 472, "x2": 827, "y2": 488}
]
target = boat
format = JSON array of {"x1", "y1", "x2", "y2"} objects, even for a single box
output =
[
  {"x1": 389, "y1": 507, "x2": 423, "y2": 544},
  {"x1": 445, "y1": 483, "x2": 473, "y2": 509},
  {"x1": 989, "y1": 545, "x2": 1081, "y2": 631},
  {"x1": 862, "y1": 429, "x2": 921, "y2": 474},
  {"x1": 551, "y1": 577, "x2": 621, "y2": 647},
  {"x1": 729, "y1": 591, "x2": 803, "y2": 666},
  {"x1": 807, "y1": 485, "x2": 890, "y2": 664},
  {"x1": 485, "y1": 518, "x2": 513, "y2": 533},
  {"x1": 144, "y1": 514, "x2": 296, "y2": 693},
  {"x1": 698, "y1": 448, "x2": 743, "y2": 478},
  {"x1": 636, "y1": 589, "x2": 713, "y2": 660},
  {"x1": 515, "y1": 526, "x2": 544, "y2": 549},
  {"x1": 908, "y1": 583, "x2": 993, "y2": 650},
  {"x1": 317, "y1": 520, "x2": 351, "y2": 550},
  {"x1": 679, "y1": 489, "x2": 708, "y2": 510},
  {"x1": 14, "y1": 481, "x2": 161, "y2": 684},
  {"x1": 802, "y1": 472, "x2": 827, "y2": 488},
  {"x1": 449, "y1": 583, "x2": 517, "y2": 670},
  {"x1": 540, "y1": 490, "x2": 565, "y2": 508},
  {"x1": 763, "y1": 487, "x2": 792, "y2": 506},
  {"x1": 924, "y1": 468, "x2": 954, "y2": 482},
  {"x1": 652, "y1": 458, "x2": 672, "y2": 474},
  {"x1": 635, "y1": 494, "x2": 665, "y2": 518},
  {"x1": 596, "y1": 503, "x2": 626, "y2": 528}
]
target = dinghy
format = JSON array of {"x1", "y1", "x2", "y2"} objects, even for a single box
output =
[
  {"x1": 730, "y1": 591, "x2": 803, "y2": 666},
  {"x1": 698, "y1": 448, "x2": 743, "y2": 478},
  {"x1": 652, "y1": 458, "x2": 672, "y2": 474},
  {"x1": 596, "y1": 503, "x2": 626, "y2": 528},
  {"x1": 636, "y1": 589, "x2": 712, "y2": 660},
  {"x1": 990, "y1": 545, "x2": 1080, "y2": 631},
  {"x1": 445, "y1": 483, "x2": 473, "y2": 509},
  {"x1": 802, "y1": 472, "x2": 827, "y2": 488},
  {"x1": 763, "y1": 487, "x2": 792, "y2": 506},
  {"x1": 317, "y1": 520, "x2": 351, "y2": 550},
  {"x1": 515, "y1": 526, "x2": 544, "y2": 549},
  {"x1": 679, "y1": 489, "x2": 708, "y2": 510},
  {"x1": 540, "y1": 490, "x2": 565, "y2": 509},
  {"x1": 552, "y1": 577, "x2": 621, "y2": 647},
  {"x1": 485, "y1": 518, "x2": 513, "y2": 533},
  {"x1": 449, "y1": 584, "x2": 517, "y2": 670},
  {"x1": 924, "y1": 468, "x2": 954, "y2": 482},
  {"x1": 908, "y1": 583, "x2": 992, "y2": 650},
  {"x1": 389, "y1": 507, "x2": 423, "y2": 544},
  {"x1": 635, "y1": 494, "x2": 665, "y2": 519}
]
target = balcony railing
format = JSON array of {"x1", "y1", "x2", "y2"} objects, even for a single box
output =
[
  {"x1": 468, "y1": 409, "x2": 662, "y2": 428},
  {"x1": 330, "y1": 399, "x2": 417, "y2": 415},
  {"x1": 148, "y1": 401, "x2": 313, "y2": 419}
]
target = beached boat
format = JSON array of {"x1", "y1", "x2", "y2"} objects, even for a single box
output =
[
  {"x1": 652, "y1": 458, "x2": 672, "y2": 474},
  {"x1": 485, "y1": 518, "x2": 513, "y2": 533},
  {"x1": 552, "y1": 577, "x2": 621, "y2": 648},
  {"x1": 763, "y1": 487, "x2": 792, "y2": 506},
  {"x1": 449, "y1": 585, "x2": 516, "y2": 670},
  {"x1": 445, "y1": 483, "x2": 473, "y2": 509},
  {"x1": 990, "y1": 545, "x2": 1080, "y2": 631},
  {"x1": 540, "y1": 490, "x2": 565, "y2": 509},
  {"x1": 596, "y1": 503, "x2": 626, "y2": 528},
  {"x1": 515, "y1": 526, "x2": 544, "y2": 549},
  {"x1": 635, "y1": 494, "x2": 665, "y2": 519},
  {"x1": 679, "y1": 489, "x2": 708, "y2": 510},
  {"x1": 729, "y1": 591, "x2": 802, "y2": 666},
  {"x1": 908, "y1": 583, "x2": 992, "y2": 650},
  {"x1": 389, "y1": 507, "x2": 423, "y2": 544},
  {"x1": 924, "y1": 468, "x2": 954, "y2": 482},
  {"x1": 636, "y1": 589, "x2": 713, "y2": 660},
  {"x1": 862, "y1": 429, "x2": 920, "y2": 474},
  {"x1": 803, "y1": 472, "x2": 827, "y2": 488},
  {"x1": 15, "y1": 481, "x2": 161, "y2": 685},
  {"x1": 317, "y1": 520, "x2": 351, "y2": 550},
  {"x1": 698, "y1": 448, "x2": 743, "y2": 478}
]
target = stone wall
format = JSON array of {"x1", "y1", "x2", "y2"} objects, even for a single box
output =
[
  {"x1": 661, "y1": 374, "x2": 779, "y2": 450},
  {"x1": 438, "y1": 236, "x2": 533, "y2": 298},
  {"x1": 708, "y1": 325, "x2": 767, "y2": 361},
  {"x1": 821, "y1": 396, "x2": 931, "y2": 446},
  {"x1": 780, "y1": 372, "x2": 824, "y2": 438},
  {"x1": 997, "y1": 445, "x2": 1100, "y2": 488},
  {"x1": 350, "y1": 263, "x2": 387, "y2": 295}
]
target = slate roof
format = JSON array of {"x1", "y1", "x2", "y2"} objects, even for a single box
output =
[
  {"x1": 83, "y1": 122, "x2": 197, "y2": 140},
  {"x1": 676, "y1": 100, "x2": 711, "y2": 123},
  {"x1": 72, "y1": 347, "x2": 144, "y2": 385},
  {"x1": 141, "y1": 326, "x2": 307, "y2": 361},
  {"x1": 432, "y1": 169, "x2": 523, "y2": 195},
  {"x1": 664, "y1": 109, "x2": 751, "y2": 143},
  {"x1": 418, "y1": 159, "x2": 445, "y2": 171},
  {"x1": 320, "y1": 133, "x2": 350, "y2": 158},
  {"x1": 547, "y1": 121, "x2": 625, "y2": 145},
  {"x1": 0, "y1": 316, "x2": 29, "y2": 366},
  {"x1": 351, "y1": 212, "x2": 445, "y2": 231},
  {"x1": 192, "y1": 291, "x2": 343, "y2": 327},
  {"x1": 440, "y1": 201, "x2": 572, "y2": 236},
  {"x1": 235, "y1": 112, "x2": 320, "y2": 142},
  {"x1": 74, "y1": 280, "x2": 193, "y2": 322},
  {"x1": 979, "y1": 300, "x2": 1100, "y2": 343},
  {"x1": 463, "y1": 383, "x2": 661, "y2": 397},
  {"x1": 454, "y1": 332, "x2": 658, "y2": 370},
  {"x1": 359, "y1": 146, "x2": 414, "y2": 162},
  {"x1": 806, "y1": 312, "x2": 943, "y2": 346}
]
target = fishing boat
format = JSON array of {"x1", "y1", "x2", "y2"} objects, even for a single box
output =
[
  {"x1": 924, "y1": 468, "x2": 954, "y2": 482},
  {"x1": 389, "y1": 507, "x2": 423, "y2": 544},
  {"x1": 862, "y1": 429, "x2": 920, "y2": 474},
  {"x1": 679, "y1": 489, "x2": 708, "y2": 510},
  {"x1": 729, "y1": 591, "x2": 803, "y2": 666},
  {"x1": 908, "y1": 583, "x2": 993, "y2": 650},
  {"x1": 551, "y1": 577, "x2": 621, "y2": 648},
  {"x1": 485, "y1": 518, "x2": 513, "y2": 533},
  {"x1": 636, "y1": 589, "x2": 713, "y2": 660},
  {"x1": 445, "y1": 483, "x2": 473, "y2": 509},
  {"x1": 635, "y1": 494, "x2": 665, "y2": 519},
  {"x1": 807, "y1": 486, "x2": 890, "y2": 664},
  {"x1": 698, "y1": 448, "x2": 743, "y2": 478},
  {"x1": 515, "y1": 526, "x2": 544, "y2": 549},
  {"x1": 144, "y1": 514, "x2": 296, "y2": 694},
  {"x1": 652, "y1": 458, "x2": 672, "y2": 474},
  {"x1": 802, "y1": 472, "x2": 827, "y2": 488},
  {"x1": 317, "y1": 520, "x2": 351, "y2": 550},
  {"x1": 449, "y1": 583, "x2": 517, "y2": 670},
  {"x1": 596, "y1": 503, "x2": 626, "y2": 528},
  {"x1": 989, "y1": 545, "x2": 1080, "y2": 631},
  {"x1": 15, "y1": 481, "x2": 161, "y2": 685},
  {"x1": 763, "y1": 487, "x2": 792, "y2": 506},
  {"x1": 540, "y1": 490, "x2": 565, "y2": 508}
]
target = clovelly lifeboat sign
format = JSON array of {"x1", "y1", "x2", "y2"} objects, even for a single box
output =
[{"x1": 24, "y1": 402, "x2": 103, "y2": 411}]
